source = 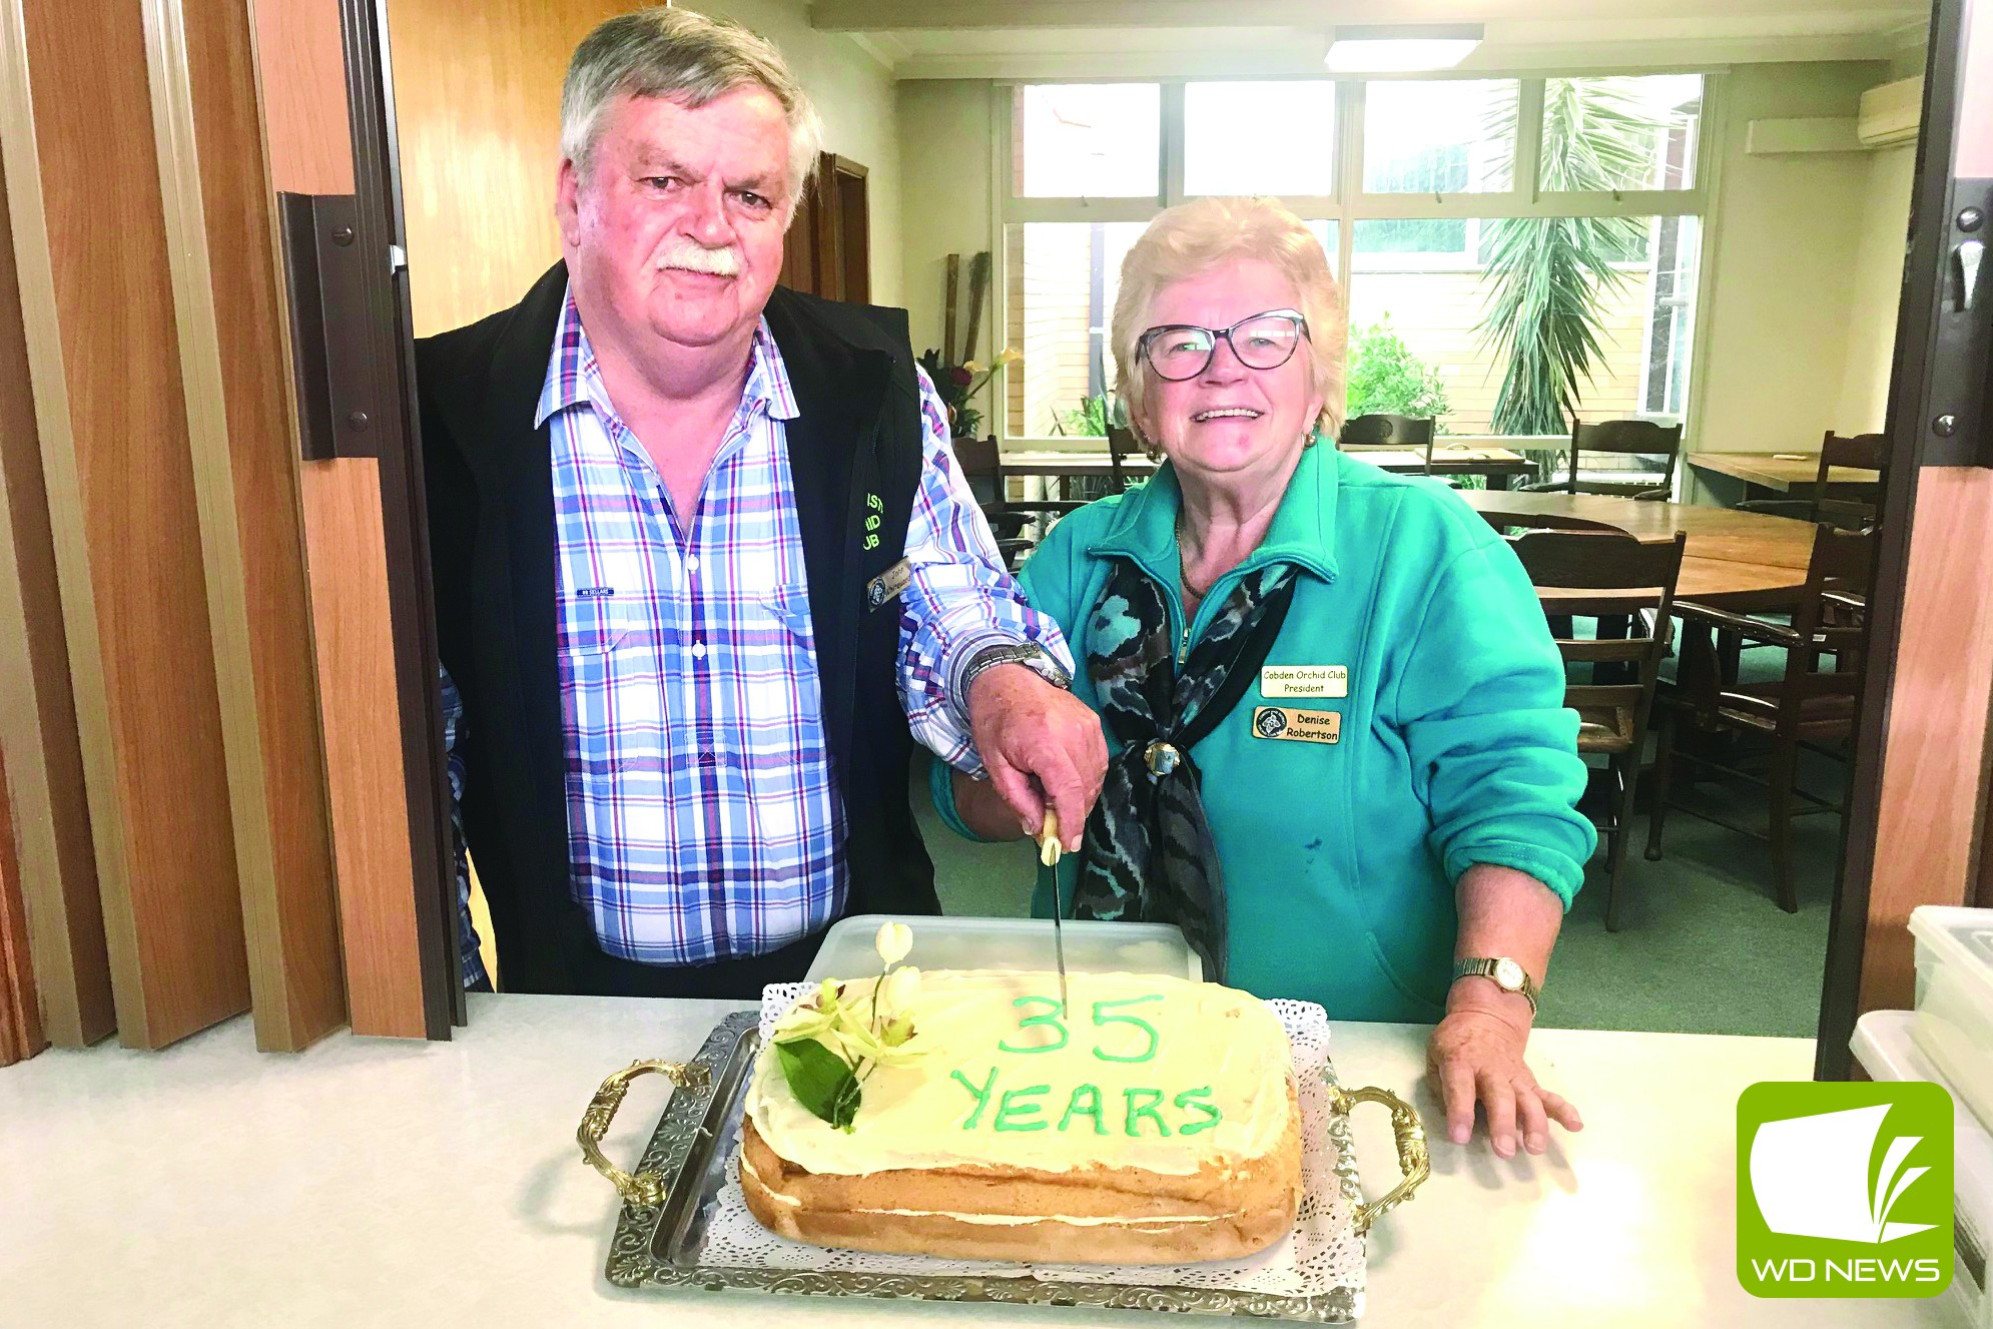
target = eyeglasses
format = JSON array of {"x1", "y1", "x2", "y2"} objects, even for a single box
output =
[{"x1": 1137, "y1": 309, "x2": 1310, "y2": 382}]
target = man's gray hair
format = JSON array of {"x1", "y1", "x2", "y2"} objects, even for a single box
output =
[{"x1": 561, "y1": 7, "x2": 825, "y2": 206}]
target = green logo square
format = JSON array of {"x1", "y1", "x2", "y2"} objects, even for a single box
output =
[{"x1": 1737, "y1": 1081, "x2": 1953, "y2": 1297}]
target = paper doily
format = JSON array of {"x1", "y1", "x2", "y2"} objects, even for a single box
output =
[{"x1": 687, "y1": 983, "x2": 1365, "y2": 1302}]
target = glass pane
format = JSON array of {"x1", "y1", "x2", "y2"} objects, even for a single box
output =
[
  {"x1": 1184, "y1": 82, "x2": 1336, "y2": 197},
  {"x1": 1307, "y1": 220, "x2": 1340, "y2": 270},
  {"x1": 1347, "y1": 216, "x2": 1699, "y2": 436},
  {"x1": 1361, "y1": 80, "x2": 1518, "y2": 194},
  {"x1": 1540, "y1": 76, "x2": 1703, "y2": 192},
  {"x1": 1015, "y1": 84, "x2": 1161, "y2": 198},
  {"x1": 1005, "y1": 223, "x2": 1150, "y2": 437}
]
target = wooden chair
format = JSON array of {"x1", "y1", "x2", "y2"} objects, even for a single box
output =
[
  {"x1": 950, "y1": 436, "x2": 1085, "y2": 570},
  {"x1": 1509, "y1": 529, "x2": 1686, "y2": 932},
  {"x1": 1105, "y1": 422, "x2": 1141, "y2": 495},
  {"x1": 1338, "y1": 413, "x2": 1437, "y2": 469},
  {"x1": 1644, "y1": 524, "x2": 1876, "y2": 914},
  {"x1": 1734, "y1": 430, "x2": 1888, "y2": 532},
  {"x1": 1522, "y1": 418, "x2": 1684, "y2": 500}
]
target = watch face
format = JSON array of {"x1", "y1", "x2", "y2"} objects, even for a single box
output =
[{"x1": 1494, "y1": 958, "x2": 1526, "y2": 991}]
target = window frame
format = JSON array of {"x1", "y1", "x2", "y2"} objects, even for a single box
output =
[{"x1": 991, "y1": 70, "x2": 1723, "y2": 447}]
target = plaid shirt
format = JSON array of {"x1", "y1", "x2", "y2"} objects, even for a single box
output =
[{"x1": 441, "y1": 289, "x2": 1067, "y2": 976}]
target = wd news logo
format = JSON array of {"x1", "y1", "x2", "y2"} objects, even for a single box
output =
[{"x1": 1737, "y1": 1082, "x2": 1953, "y2": 1298}]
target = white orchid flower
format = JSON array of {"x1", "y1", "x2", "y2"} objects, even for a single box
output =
[{"x1": 874, "y1": 921, "x2": 914, "y2": 967}]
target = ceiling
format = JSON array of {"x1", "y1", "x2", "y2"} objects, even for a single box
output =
[{"x1": 807, "y1": 0, "x2": 1930, "y2": 79}]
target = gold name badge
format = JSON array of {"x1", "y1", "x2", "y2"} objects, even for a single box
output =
[
  {"x1": 1260, "y1": 664, "x2": 1348, "y2": 699},
  {"x1": 1251, "y1": 706, "x2": 1341, "y2": 745}
]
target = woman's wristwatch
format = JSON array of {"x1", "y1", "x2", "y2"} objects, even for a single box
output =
[{"x1": 1450, "y1": 956, "x2": 1540, "y2": 1015}]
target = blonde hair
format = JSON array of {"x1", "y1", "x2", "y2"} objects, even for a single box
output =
[{"x1": 1111, "y1": 197, "x2": 1347, "y2": 455}]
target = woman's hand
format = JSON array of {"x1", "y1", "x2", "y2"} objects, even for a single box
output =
[{"x1": 1426, "y1": 991, "x2": 1582, "y2": 1158}]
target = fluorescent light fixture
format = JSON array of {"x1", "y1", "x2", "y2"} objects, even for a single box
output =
[{"x1": 1324, "y1": 24, "x2": 1484, "y2": 73}]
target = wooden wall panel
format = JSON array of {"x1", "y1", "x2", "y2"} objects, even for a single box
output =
[
  {"x1": 0, "y1": 84, "x2": 114, "y2": 1049},
  {"x1": 249, "y1": 0, "x2": 436, "y2": 1037},
  {"x1": 1859, "y1": 469, "x2": 1993, "y2": 1013},
  {"x1": 0, "y1": 748, "x2": 48, "y2": 1065},
  {"x1": 4, "y1": 0, "x2": 248, "y2": 1049},
  {"x1": 145, "y1": 0, "x2": 346, "y2": 1049},
  {"x1": 385, "y1": 0, "x2": 627, "y2": 335}
]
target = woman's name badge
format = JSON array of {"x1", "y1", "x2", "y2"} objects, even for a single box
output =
[
  {"x1": 1260, "y1": 664, "x2": 1347, "y2": 699},
  {"x1": 1251, "y1": 706, "x2": 1341, "y2": 745}
]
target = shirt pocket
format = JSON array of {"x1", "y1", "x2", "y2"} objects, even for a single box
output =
[{"x1": 558, "y1": 591, "x2": 638, "y2": 656}]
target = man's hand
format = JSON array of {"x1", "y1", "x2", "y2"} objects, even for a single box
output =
[
  {"x1": 1426, "y1": 986, "x2": 1582, "y2": 1159},
  {"x1": 967, "y1": 664, "x2": 1107, "y2": 852}
]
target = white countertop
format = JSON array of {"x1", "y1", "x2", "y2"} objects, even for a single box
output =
[{"x1": 0, "y1": 995, "x2": 1960, "y2": 1328}]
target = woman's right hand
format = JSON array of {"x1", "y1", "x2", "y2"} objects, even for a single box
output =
[{"x1": 950, "y1": 768, "x2": 1031, "y2": 842}]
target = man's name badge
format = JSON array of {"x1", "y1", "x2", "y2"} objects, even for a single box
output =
[
  {"x1": 1260, "y1": 664, "x2": 1348, "y2": 699},
  {"x1": 866, "y1": 558, "x2": 913, "y2": 610},
  {"x1": 1251, "y1": 705, "x2": 1341, "y2": 745}
]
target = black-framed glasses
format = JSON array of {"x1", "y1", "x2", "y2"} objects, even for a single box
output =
[{"x1": 1137, "y1": 308, "x2": 1310, "y2": 382}]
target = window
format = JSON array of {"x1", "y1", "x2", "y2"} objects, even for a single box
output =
[
  {"x1": 1184, "y1": 82, "x2": 1336, "y2": 197},
  {"x1": 1001, "y1": 76, "x2": 1707, "y2": 440},
  {"x1": 1541, "y1": 76, "x2": 1702, "y2": 192},
  {"x1": 1362, "y1": 80, "x2": 1517, "y2": 195},
  {"x1": 1015, "y1": 84, "x2": 1160, "y2": 198}
]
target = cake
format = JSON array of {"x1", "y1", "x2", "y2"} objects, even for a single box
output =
[{"x1": 739, "y1": 969, "x2": 1301, "y2": 1264}]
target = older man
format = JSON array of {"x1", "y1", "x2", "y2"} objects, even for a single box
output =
[{"x1": 420, "y1": 9, "x2": 1103, "y2": 997}]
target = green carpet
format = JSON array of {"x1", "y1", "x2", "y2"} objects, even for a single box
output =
[{"x1": 912, "y1": 746, "x2": 1839, "y2": 1039}]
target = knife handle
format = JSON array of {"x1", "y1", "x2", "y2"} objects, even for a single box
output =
[{"x1": 1038, "y1": 808, "x2": 1062, "y2": 866}]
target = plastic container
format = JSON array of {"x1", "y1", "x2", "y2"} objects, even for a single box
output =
[
  {"x1": 804, "y1": 914, "x2": 1201, "y2": 984},
  {"x1": 1854, "y1": 1010, "x2": 1991, "y2": 1328},
  {"x1": 1911, "y1": 907, "x2": 1993, "y2": 1137}
]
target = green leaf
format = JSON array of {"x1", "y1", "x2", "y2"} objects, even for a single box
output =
[{"x1": 776, "y1": 1037, "x2": 863, "y2": 1130}]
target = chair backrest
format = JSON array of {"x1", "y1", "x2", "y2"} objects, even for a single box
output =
[
  {"x1": 1776, "y1": 524, "x2": 1877, "y2": 735},
  {"x1": 1555, "y1": 418, "x2": 1685, "y2": 497},
  {"x1": 1105, "y1": 423, "x2": 1140, "y2": 494},
  {"x1": 1339, "y1": 413, "x2": 1436, "y2": 463},
  {"x1": 1509, "y1": 529, "x2": 1688, "y2": 752},
  {"x1": 951, "y1": 435, "x2": 1004, "y2": 508},
  {"x1": 1810, "y1": 430, "x2": 1889, "y2": 531}
]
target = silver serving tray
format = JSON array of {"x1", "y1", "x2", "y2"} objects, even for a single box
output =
[{"x1": 601, "y1": 1010, "x2": 1369, "y2": 1321}]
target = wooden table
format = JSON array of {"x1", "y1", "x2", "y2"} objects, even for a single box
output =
[
  {"x1": 1462, "y1": 490, "x2": 1817, "y2": 611},
  {"x1": 1687, "y1": 451, "x2": 1881, "y2": 503}
]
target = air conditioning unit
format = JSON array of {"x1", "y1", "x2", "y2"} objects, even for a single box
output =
[{"x1": 1858, "y1": 76, "x2": 1922, "y2": 147}]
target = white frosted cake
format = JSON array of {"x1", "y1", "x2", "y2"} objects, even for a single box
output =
[{"x1": 740, "y1": 969, "x2": 1300, "y2": 1263}]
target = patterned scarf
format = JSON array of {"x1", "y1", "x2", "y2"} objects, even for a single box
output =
[{"x1": 1073, "y1": 555, "x2": 1297, "y2": 982}]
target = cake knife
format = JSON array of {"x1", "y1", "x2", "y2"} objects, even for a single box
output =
[{"x1": 1037, "y1": 808, "x2": 1068, "y2": 1015}]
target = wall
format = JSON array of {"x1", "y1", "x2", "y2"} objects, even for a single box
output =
[
  {"x1": 1691, "y1": 61, "x2": 1892, "y2": 453},
  {"x1": 1833, "y1": 143, "x2": 1916, "y2": 431},
  {"x1": 897, "y1": 79, "x2": 994, "y2": 364},
  {"x1": 387, "y1": 0, "x2": 901, "y2": 337}
]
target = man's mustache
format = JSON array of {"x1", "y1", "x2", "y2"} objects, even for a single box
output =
[{"x1": 654, "y1": 239, "x2": 741, "y2": 277}]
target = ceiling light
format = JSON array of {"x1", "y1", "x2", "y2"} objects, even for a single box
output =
[{"x1": 1324, "y1": 24, "x2": 1485, "y2": 74}]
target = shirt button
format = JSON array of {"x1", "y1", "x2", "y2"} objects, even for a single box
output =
[
  {"x1": 686, "y1": 555, "x2": 700, "y2": 573},
  {"x1": 691, "y1": 641, "x2": 707, "y2": 660}
]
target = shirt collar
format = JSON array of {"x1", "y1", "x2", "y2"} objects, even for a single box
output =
[
  {"x1": 534, "y1": 284, "x2": 800, "y2": 430},
  {"x1": 1087, "y1": 439, "x2": 1341, "y2": 587}
]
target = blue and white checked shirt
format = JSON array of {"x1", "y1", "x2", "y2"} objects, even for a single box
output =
[{"x1": 441, "y1": 289, "x2": 1069, "y2": 979}]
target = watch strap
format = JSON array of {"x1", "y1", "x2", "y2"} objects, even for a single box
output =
[{"x1": 1451, "y1": 956, "x2": 1540, "y2": 1013}]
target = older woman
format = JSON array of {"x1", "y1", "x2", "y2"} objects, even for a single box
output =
[{"x1": 937, "y1": 196, "x2": 1596, "y2": 1157}]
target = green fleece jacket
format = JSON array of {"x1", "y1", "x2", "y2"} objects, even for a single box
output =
[{"x1": 932, "y1": 442, "x2": 1596, "y2": 1022}]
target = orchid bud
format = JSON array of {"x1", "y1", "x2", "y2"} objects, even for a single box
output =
[{"x1": 874, "y1": 921, "x2": 913, "y2": 967}]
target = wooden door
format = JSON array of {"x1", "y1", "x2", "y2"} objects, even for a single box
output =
[
  {"x1": 1819, "y1": 0, "x2": 1993, "y2": 1073},
  {"x1": 248, "y1": 0, "x2": 458, "y2": 1039},
  {"x1": 781, "y1": 152, "x2": 871, "y2": 301}
]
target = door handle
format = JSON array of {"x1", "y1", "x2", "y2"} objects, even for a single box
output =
[{"x1": 1957, "y1": 238, "x2": 1984, "y2": 312}]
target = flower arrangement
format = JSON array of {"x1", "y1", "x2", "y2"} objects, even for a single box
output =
[
  {"x1": 917, "y1": 346, "x2": 1021, "y2": 440},
  {"x1": 770, "y1": 922, "x2": 929, "y2": 1131}
]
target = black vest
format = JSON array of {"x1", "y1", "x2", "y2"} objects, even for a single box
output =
[{"x1": 417, "y1": 263, "x2": 939, "y2": 995}]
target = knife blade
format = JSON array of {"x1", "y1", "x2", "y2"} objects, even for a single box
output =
[{"x1": 1037, "y1": 808, "x2": 1068, "y2": 1015}]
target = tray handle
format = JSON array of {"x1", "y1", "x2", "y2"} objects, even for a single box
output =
[
  {"x1": 1325, "y1": 1081, "x2": 1431, "y2": 1235},
  {"x1": 578, "y1": 1058, "x2": 712, "y2": 1206}
]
